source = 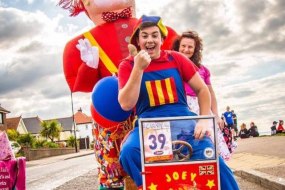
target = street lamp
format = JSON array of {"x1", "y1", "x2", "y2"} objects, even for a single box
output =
[{"x1": 70, "y1": 92, "x2": 78, "y2": 153}]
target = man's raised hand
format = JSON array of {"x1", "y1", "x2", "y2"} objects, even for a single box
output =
[{"x1": 128, "y1": 44, "x2": 151, "y2": 70}]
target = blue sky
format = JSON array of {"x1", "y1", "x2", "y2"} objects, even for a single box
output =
[{"x1": 0, "y1": 0, "x2": 284, "y2": 133}]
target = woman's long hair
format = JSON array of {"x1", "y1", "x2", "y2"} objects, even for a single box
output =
[
  {"x1": 240, "y1": 123, "x2": 247, "y2": 130},
  {"x1": 172, "y1": 30, "x2": 203, "y2": 67}
]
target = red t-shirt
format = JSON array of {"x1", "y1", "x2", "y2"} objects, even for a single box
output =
[{"x1": 118, "y1": 50, "x2": 197, "y2": 89}]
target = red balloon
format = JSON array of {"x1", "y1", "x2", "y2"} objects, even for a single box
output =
[{"x1": 90, "y1": 104, "x2": 120, "y2": 129}]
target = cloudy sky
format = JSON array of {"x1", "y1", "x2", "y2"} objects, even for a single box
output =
[{"x1": 0, "y1": 0, "x2": 284, "y2": 133}]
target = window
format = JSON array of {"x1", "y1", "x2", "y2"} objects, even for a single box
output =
[
  {"x1": 86, "y1": 125, "x2": 88, "y2": 130},
  {"x1": 0, "y1": 113, "x2": 3, "y2": 124}
]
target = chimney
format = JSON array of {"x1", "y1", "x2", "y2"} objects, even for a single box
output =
[{"x1": 78, "y1": 107, "x2": 82, "y2": 112}]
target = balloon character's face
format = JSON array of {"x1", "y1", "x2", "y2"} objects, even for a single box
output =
[{"x1": 82, "y1": 0, "x2": 136, "y2": 24}]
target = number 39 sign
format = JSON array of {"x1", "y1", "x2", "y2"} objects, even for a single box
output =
[{"x1": 142, "y1": 121, "x2": 173, "y2": 162}]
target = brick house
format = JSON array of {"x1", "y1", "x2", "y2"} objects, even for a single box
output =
[
  {"x1": 0, "y1": 104, "x2": 10, "y2": 131},
  {"x1": 6, "y1": 116, "x2": 28, "y2": 135}
]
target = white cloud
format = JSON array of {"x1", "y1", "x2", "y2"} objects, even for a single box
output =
[
  {"x1": 1, "y1": 0, "x2": 285, "y2": 134},
  {"x1": 0, "y1": 4, "x2": 75, "y2": 119},
  {"x1": 27, "y1": 0, "x2": 34, "y2": 4}
]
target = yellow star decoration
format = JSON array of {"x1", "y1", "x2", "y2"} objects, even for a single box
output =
[
  {"x1": 206, "y1": 179, "x2": 215, "y2": 189},
  {"x1": 148, "y1": 182, "x2": 158, "y2": 190}
]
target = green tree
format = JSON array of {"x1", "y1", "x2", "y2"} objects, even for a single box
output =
[
  {"x1": 34, "y1": 139, "x2": 47, "y2": 148},
  {"x1": 7, "y1": 129, "x2": 20, "y2": 141},
  {"x1": 40, "y1": 121, "x2": 49, "y2": 140},
  {"x1": 40, "y1": 120, "x2": 62, "y2": 142},
  {"x1": 67, "y1": 135, "x2": 76, "y2": 147},
  {"x1": 18, "y1": 133, "x2": 35, "y2": 148}
]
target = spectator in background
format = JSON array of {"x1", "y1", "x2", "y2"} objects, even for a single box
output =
[
  {"x1": 223, "y1": 106, "x2": 234, "y2": 129},
  {"x1": 239, "y1": 123, "x2": 249, "y2": 139},
  {"x1": 222, "y1": 106, "x2": 238, "y2": 153},
  {"x1": 223, "y1": 106, "x2": 234, "y2": 137},
  {"x1": 277, "y1": 120, "x2": 284, "y2": 133},
  {"x1": 231, "y1": 110, "x2": 238, "y2": 139},
  {"x1": 248, "y1": 122, "x2": 259, "y2": 137},
  {"x1": 221, "y1": 116, "x2": 237, "y2": 153},
  {"x1": 271, "y1": 121, "x2": 277, "y2": 135}
]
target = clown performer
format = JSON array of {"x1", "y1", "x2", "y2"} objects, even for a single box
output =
[
  {"x1": 58, "y1": 0, "x2": 177, "y2": 189},
  {"x1": 118, "y1": 15, "x2": 240, "y2": 189}
]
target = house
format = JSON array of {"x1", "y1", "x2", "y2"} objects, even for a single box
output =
[
  {"x1": 0, "y1": 104, "x2": 10, "y2": 131},
  {"x1": 57, "y1": 117, "x2": 76, "y2": 141},
  {"x1": 22, "y1": 116, "x2": 43, "y2": 139},
  {"x1": 6, "y1": 116, "x2": 28, "y2": 135},
  {"x1": 3, "y1": 106, "x2": 94, "y2": 148},
  {"x1": 74, "y1": 107, "x2": 94, "y2": 142}
]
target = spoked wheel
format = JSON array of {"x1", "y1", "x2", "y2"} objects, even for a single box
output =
[{"x1": 172, "y1": 140, "x2": 193, "y2": 161}]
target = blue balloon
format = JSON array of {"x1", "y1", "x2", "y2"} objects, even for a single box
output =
[{"x1": 91, "y1": 76, "x2": 131, "y2": 122}]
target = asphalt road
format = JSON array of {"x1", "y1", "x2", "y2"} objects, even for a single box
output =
[{"x1": 27, "y1": 154, "x2": 97, "y2": 190}]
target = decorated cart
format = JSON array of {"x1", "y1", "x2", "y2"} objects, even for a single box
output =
[{"x1": 138, "y1": 116, "x2": 220, "y2": 190}]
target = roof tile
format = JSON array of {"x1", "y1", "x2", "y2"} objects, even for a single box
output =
[
  {"x1": 74, "y1": 110, "x2": 92, "y2": 124},
  {"x1": 6, "y1": 116, "x2": 21, "y2": 130}
]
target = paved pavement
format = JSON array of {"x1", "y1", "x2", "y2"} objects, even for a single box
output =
[
  {"x1": 26, "y1": 149, "x2": 94, "y2": 168},
  {"x1": 26, "y1": 136, "x2": 285, "y2": 189},
  {"x1": 227, "y1": 136, "x2": 285, "y2": 190}
]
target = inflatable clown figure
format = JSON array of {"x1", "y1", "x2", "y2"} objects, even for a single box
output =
[
  {"x1": 59, "y1": 0, "x2": 177, "y2": 92},
  {"x1": 58, "y1": 0, "x2": 177, "y2": 189},
  {"x1": 59, "y1": 0, "x2": 137, "y2": 92}
]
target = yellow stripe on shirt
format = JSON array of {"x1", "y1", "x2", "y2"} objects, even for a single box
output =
[
  {"x1": 145, "y1": 81, "x2": 155, "y2": 106},
  {"x1": 155, "y1": 80, "x2": 165, "y2": 105},
  {"x1": 165, "y1": 78, "x2": 174, "y2": 103}
]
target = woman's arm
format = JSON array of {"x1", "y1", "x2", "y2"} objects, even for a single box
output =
[
  {"x1": 208, "y1": 85, "x2": 224, "y2": 129},
  {"x1": 188, "y1": 73, "x2": 211, "y2": 139},
  {"x1": 188, "y1": 73, "x2": 211, "y2": 116},
  {"x1": 208, "y1": 85, "x2": 218, "y2": 116}
]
